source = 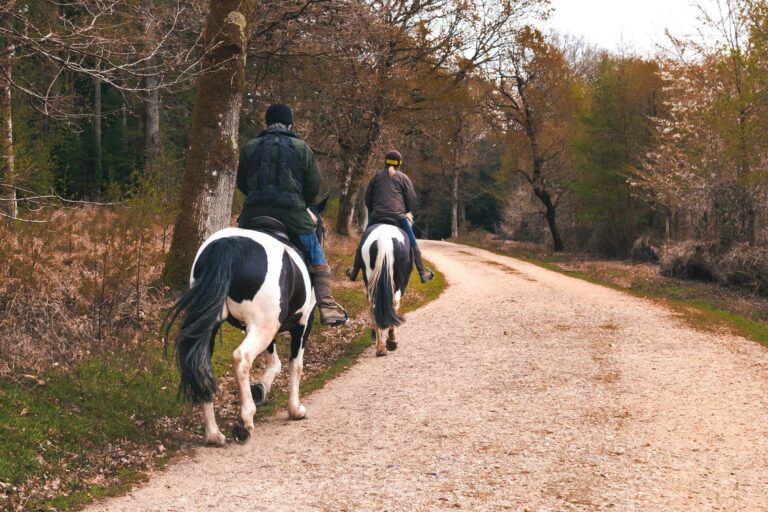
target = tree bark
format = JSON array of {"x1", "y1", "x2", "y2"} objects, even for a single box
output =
[
  {"x1": 144, "y1": 70, "x2": 161, "y2": 173},
  {"x1": 93, "y1": 74, "x2": 102, "y2": 199},
  {"x1": 0, "y1": 60, "x2": 15, "y2": 220},
  {"x1": 140, "y1": 1, "x2": 161, "y2": 175},
  {"x1": 336, "y1": 143, "x2": 377, "y2": 235},
  {"x1": 336, "y1": 160, "x2": 366, "y2": 236},
  {"x1": 164, "y1": 0, "x2": 254, "y2": 288},
  {"x1": 535, "y1": 186, "x2": 564, "y2": 251},
  {"x1": 451, "y1": 165, "x2": 460, "y2": 239}
]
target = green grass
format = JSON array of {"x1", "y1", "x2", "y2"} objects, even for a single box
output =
[{"x1": 0, "y1": 354, "x2": 182, "y2": 487}]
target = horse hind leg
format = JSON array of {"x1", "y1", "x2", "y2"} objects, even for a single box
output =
[
  {"x1": 232, "y1": 327, "x2": 274, "y2": 443},
  {"x1": 251, "y1": 340, "x2": 281, "y2": 406},
  {"x1": 374, "y1": 325, "x2": 388, "y2": 357},
  {"x1": 287, "y1": 312, "x2": 314, "y2": 420},
  {"x1": 202, "y1": 402, "x2": 226, "y2": 446},
  {"x1": 386, "y1": 328, "x2": 397, "y2": 352},
  {"x1": 201, "y1": 326, "x2": 226, "y2": 446},
  {"x1": 386, "y1": 290, "x2": 402, "y2": 352}
]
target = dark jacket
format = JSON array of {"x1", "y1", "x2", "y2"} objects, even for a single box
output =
[
  {"x1": 236, "y1": 127, "x2": 321, "y2": 235},
  {"x1": 364, "y1": 167, "x2": 416, "y2": 222}
]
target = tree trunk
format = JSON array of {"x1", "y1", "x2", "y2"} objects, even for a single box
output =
[
  {"x1": 450, "y1": 165, "x2": 460, "y2": 239},
  {"x1": 140, "y1": 2, "x2": 162, "y2": 175},
  {"x1": 144, "y1": 59, "x2": 161, "y2": 174},
  {"x1": 93, "y1": 75, "x2": 102, "y2": 199},
  {"x1": 336, "y1": 163, "x2": 365, "y2": 236},
  {"x1": 534, "y1": 186, "x2": 564, "y2": 251},
  {"x1": 0, "y1": 64, "x2": 19, "y2": 219},
  {"x1": 0, "y1": 3, "x2": 15, "y2": 221},
  {"x1": 0, "y1": 60, "x2": 15, "y2": 220},
  {"x1": 353, "y1": 189, "x2": 367, "y2": 230},
  {"x1": 164, "y1": 0, "x2": 254, "y2": 288},
  {"x1": 336, "y1": 147, "x2": 376, "y2": 235}
]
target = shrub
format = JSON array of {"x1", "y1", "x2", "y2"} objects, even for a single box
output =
[
  {"x1": 630, "y1": 236, "x2": 661, "y2": 263},
  {"x1": 717, "y1": 243, "x2": 768, "y2": 295},
  {"x1": 659, "y1": 241, "x2": 718, "y2": 281}
]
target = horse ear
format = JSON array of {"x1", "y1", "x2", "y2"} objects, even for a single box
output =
[{"x1": 316, "y1": 196, "x2": 329, "y2": 214}]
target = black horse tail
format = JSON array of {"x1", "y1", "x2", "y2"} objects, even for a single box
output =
[
  {"x1": 163, "y1": 238, "x2": 237, "y2": 404},
  {"x1": 368, "y1": 238, "x2": 405, "y2": 329}
]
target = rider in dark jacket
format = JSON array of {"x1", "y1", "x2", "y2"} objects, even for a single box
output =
[
  {"x1": 237, "y1": 103, "x2": 347, "y2": 326},
  {"x1": 346, "y1": 150, "x2": 434, "y2": 283}
]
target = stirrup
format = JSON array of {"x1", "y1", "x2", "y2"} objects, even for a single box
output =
[
  {"x1": 419, "y1": 269, "x2": 435, "y2": 283},
  {"x1": 319, "y1": 302, "x2": 349, "y2": 326}
]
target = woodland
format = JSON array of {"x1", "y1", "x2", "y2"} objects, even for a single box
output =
[{"x1": 1, "y1": 0, "x2": 768, "y2": 381}]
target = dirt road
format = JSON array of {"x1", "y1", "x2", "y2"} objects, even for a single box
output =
[{"x1": 89, "y1": 241, "x2": 768, "y2": 511}]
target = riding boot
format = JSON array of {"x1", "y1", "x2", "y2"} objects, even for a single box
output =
[
  {"x1": 311, "y1": 264, "x2": 349, "y2": 326},
  {"x1": 412, "y1": 245, "x2": 434, "y2": 283}
]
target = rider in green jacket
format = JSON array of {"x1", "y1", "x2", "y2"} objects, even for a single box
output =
[{"x1": 236, "y1": 103, "x2": 347, "y2": 326}]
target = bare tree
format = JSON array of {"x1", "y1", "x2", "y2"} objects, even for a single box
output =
[{"x1": 490, "y1": 28, "x2": 577, "y2": 251}]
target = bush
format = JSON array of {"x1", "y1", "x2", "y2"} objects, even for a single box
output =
[
  {"x1": 717, "y1": 243, "x2": 768, "y2": 295},
  {"x1": 630, "y1": 236, "x2": 661, "y2": 263},
  {"x1": 659, "y1": 241, "x2": 718, "y2": 281}
]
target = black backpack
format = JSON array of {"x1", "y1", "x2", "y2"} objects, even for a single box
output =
[{"x1": 244, "y1": 133, "x2": 305, "y2": 209}]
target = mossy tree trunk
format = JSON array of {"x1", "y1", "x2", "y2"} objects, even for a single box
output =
[{"x1": 164, "y1": 0, "x2": 254, "y2": 288}]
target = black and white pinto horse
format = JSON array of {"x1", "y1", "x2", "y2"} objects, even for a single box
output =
[
  {"x1": 164, "y1": 209, "x2": 325, "y2": 445},
  {"x1": 358, "y1": 223, "x2": 414, "y2": 356}
]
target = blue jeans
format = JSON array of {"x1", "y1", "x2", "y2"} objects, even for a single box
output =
[
  {"x1": 297, "y1": 232, "x2": 327, "y2": 265},
  {"x1": 368, "y1": 218, "x2": 418, "y2": 249}
]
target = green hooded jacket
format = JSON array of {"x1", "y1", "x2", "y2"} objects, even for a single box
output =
[{"x1": 236, "y1": 127, "x2": 321, "y2": 235}]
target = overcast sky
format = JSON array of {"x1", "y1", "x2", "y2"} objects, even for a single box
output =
[{"x1": 542, "y1": 0, "x2": 717, "y2": 56}]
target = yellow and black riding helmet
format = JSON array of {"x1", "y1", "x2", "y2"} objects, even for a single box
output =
[
  {"x1": 385, "y1": 150, "x2": 403, "y2": 174},
  {"x1": 384, "y1": 149, "x2": 403, "y2": 176}
]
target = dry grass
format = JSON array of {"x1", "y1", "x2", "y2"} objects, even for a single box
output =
[{"x1": 0, "y1": 205, "x2": 171, "y2": 379}]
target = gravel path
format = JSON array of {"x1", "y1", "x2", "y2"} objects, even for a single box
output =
[{"x1": 89, "y1": 241, "x2": 768, "y2": 511}]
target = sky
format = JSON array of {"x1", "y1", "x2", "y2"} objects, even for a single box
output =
[{"x1": 543, "y1": 0, "x2": 718, "y2": 56}]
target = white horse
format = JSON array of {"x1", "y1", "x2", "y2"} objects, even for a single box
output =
[
  {"x1": 163, "y1": 213, "x2": 324, "y2": 445},
  {"x1": 357, "y1": 223, "x2": 414, "y2": 356}
]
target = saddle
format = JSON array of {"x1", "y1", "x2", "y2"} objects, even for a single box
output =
[
  {"x1": 246, "y1": 216, "x2": 310, "y2": 264},
  {"x1": 369, "y1": 216, "x2": 402, "y2": 228}
]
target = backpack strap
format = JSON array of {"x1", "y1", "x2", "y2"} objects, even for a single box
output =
[
  {"x1": 257, "y1": 134, "x2": 277, "y2": 191},
  {"x1": 276, "y1": 135, "x2": 304, "y2": 203}
]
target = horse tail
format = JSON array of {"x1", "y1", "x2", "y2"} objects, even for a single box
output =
[
  {"x1": 368, "y1": 235, "x2": 405, "y2": 329},
  {"x1": 163, "y1": 238, "x2": 237, "y2": 404}
]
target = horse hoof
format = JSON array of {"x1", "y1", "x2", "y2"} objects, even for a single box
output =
[
  {"x1": 232, "y1": 420, "x2": 251, "y2": 443},
  {"x1": 251, "y1": 383, "x2": 266, "y2": 406},
  {"x1": 289, "y1": 405, "x2": 307, "y2": 420},
  {"x1": 375, "y1": 349, "x2": 387, "y2": 357},
  {"x1": 205, "y1": 431, "x2": 226, "y2": 447},
  {"x1": 386, "y1": 340, "x2": 398, "y2": 351}
]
